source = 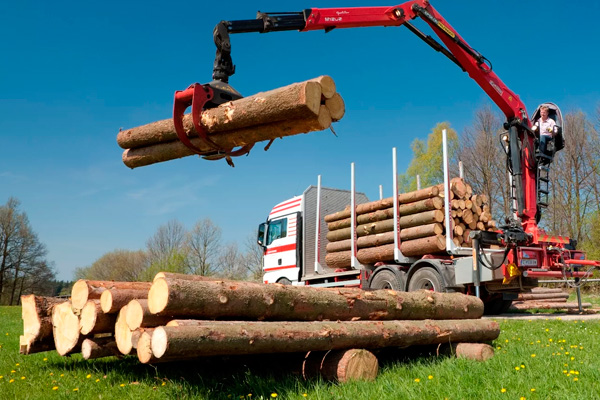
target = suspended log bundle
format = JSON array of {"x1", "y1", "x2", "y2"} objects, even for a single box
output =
[
  {"x1": 323, "y1": 178, "x2": 497, "y2": 268},
  {"x1": 117, "y1": 76, "x2": 345, "y2": 168}
]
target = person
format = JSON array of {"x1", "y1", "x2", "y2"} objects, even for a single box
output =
[{"x1": 534, "y1": 105, "x2": 556, "y2": 155}]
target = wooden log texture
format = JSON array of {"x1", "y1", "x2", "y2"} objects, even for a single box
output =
[
  {"x1": 80, "y1": 300, "x2": 117, "y2": 335},
  {"x1": 137, "y1": 331, "x2": 157, "y2": 364},
  {"x1": 153, "y1": 272, "x2": 217, "y2": 283},
  {"x1": 310, "y1": 75, "x2": 336, "y2": 98},
  {"x1": 131, "y1": 328, "x2": 155, "y2": 349},
  {"x1": 530, "y1": 288, "x2": 567, "y2": 294},
  {"x1": 326, "y1": 211, "x2": 444, "y2": 242},
  {"x1": 126, "y1": 299, "x2": 173, "y2": 330},
  {"x1": 150, "y1": 319, "x2": 500, "y2": 361},
  {"x1": 517, "y1": 292, "x2": 569, "y2": 301},
  {"x1": 20, "y1": 295, "x2": 66, "y2": 355},
  {"x1": 320, "y1": 349, "x2": 379, "y2": 382},
  {"x1": 117, "y1": 80, "x2": 323, "y2": 149},
  {"x1": 82, "y1": 337, "x2": 121, "y2": 360},
  {"x1": 52, "y1": 301, "x2": 84, "y2": 356},
  {"x1": 100, "y1": 287, "x2": 151, "y2": 314},
  {"x1": 122, "y1": 105, "x2": 332, "y2": 169},
  {"x1": 148, "y1": 277, "x2": 483, "y2": 320},
  {"x1": 324, "y1": 185, "x2": 441, "y2": 223},
  {"x1": 509, "y1": 302, "x2": 592, "y2": 310},
  {"x1": 325, "y1": 93, "x2": 345, "y2": 121},
  {"x1": 115, "y1": 305, "x2": 133, "y2": 355},
  {"x1": 453, "y1": 343, "x2": 494, "y2": 361},
  {"x1": 71, "y1": 280, "x2": 152, "y2": 312},
  {"x1": 326, "y1": 232, "x2": 396, "y2": 253}
]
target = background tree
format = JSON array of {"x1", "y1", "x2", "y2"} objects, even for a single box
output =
[
  {"x1": 142, "y1": 219, "x2": 189, "y2": 280},
  {"x1": 186, "y1": 218, "x2": 222, "y2": 276},
  {"x1": 458, "y1": 104, "x2": 511, "y2": 220},
  {"x1": 74, "y1": 249, "x2": 148, "y2": 281},
  {"x1": 240, "y1": 232, "x2": 264, "y2": 281},
  {"x1": 398, "y1": 122, "x2": 459, "y2": 192},
  {"x1": 217, "y1": 242, "x2": 246, "y2": 280}
]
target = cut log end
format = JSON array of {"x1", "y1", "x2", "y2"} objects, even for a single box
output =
[
  {"x1": 453, "y1": 343, "x2": 494, "y2": 361},
  {"x1": 71, "y1": 280, "x2": 91, "y2": 311},
  {"x1": 79, "y1": 300, "x2": 98, "y2": 335},
  {"x1": 137, "y1": 331, "x2": 154, "y2": 364},
  {"x1": 125, "y1": 299, "x2": 146, "y2": 331},
  {"x1": 321, "y1": 349, "x2": 379, "y2": 382},
  {"x1": 151, "y1": 326, "x2": 168, "y2": 359},
  {"x1": 148, "y1": 278, "x2": 169, "y2": 314},
  {"x1": 52, "y1": 302, "x2": 81, "y2": 356}
]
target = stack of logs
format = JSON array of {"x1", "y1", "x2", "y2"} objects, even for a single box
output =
[
  {"x1": 117, "y1": 76, "x2": 345, "y2": 168},
  {"x1": 21, "y1": 273, "x2": 500, "y2": 382},
  {"x1": 325, "y1": 178, "x2": 497, "y2": 269},
  {"x1": 509, "y1": 287, "x2": 592, "y2": 311}
]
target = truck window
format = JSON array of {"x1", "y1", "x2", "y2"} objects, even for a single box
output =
[{"x1": 266, "y1": 218, "x2": 287, "y2": 245}]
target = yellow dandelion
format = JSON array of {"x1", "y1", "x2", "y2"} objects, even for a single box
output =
[
  {"x1": 96, "y1": 379, "x2": 100, "y2": 383},
  {"x1": 574, "y1": 378, "x2": 579, "y2": 382},
  {"x1": 11, "y1": 370, "x2": 16, "y2": 373},
  {"x1": 414, "y1": 378, "x2": 421, "y2": 382},
  {"x1": 549, "y1": 339, "x2": 553, "y2": 342},
  {"x1": 0, "y1": 376, "x2": 3, "y2": 379},
  {"x1": 575, "y1": 371, "x2": 579, "y2": 375},
  {"x1": 271, "y1": 394, "x2": 278, "y2": 398},
  {"x1": 428, "y1": 375, "x2": 433, "y2": 380},
  {"x1": 50, "y1": 372, "x2": 53, "y2": 376},
  {"x1": 52, "y1": 386, "x2": 59, "y2": 391},
  {"x1": 521, "y1": 364, "x2": 525, "y2": 368},
  {"x1": 9, "y1": 379, "x2": 14, "y2": 383},
  {"x1": 5, "y1": 332, "x2": 9, "y2": 336},
  {"x1": 21, "y1": 376, "x2": 25, "y2": 380},
  {"x1": 73, "y1": 388, "x2": 79, "y2": 392},
  {"x1": 531, "y1": 388, "x2": 536, "y2": 392},
  {"x1": 531, "y1": 354, "x2": 536, "y2": 358},
  {"x1": 162, "y1": 382, "x2": 166, "y2": 386},
  {"x1": 565, "y1": 352, "x2": 569, "y2": 355},
  {"x1": 563, "y1": 370, "x2": 568, "y2": 374},
  {"x1": 303, "y1": 395, "x2": 307, "y2": 398},
  {"x1": 501, "y1": 388, "x2": 506, "y2": 393},
  {"x1": 86, "y1": 374, "x2": 91, "y2": 379},
  {"x1": 515, "y1": 366, "x2": 520, "y2": 371},
  {"x1": 43, "y1": 358, "x2": 48, "y2": 361},
  {"x1": 545, "y1": 329, "x2": 549, "y2": 332},
  {"x1": 520, "y1": 397, "x2": 526, "y2": 400},
  {"x1": 571, "y1": 357, "x2": 575, "y2": 361},
  {"x1": 505, "y1": 339, "x2": 509, "y2": 343},
  {"x1": 60, "y1": 374, "x2": 64, "y2": 377},
  {"x1": 497, "y1": 346, "x2": 502, "y2": 350},
  {"x1": 120, "y1": 383, "x2": 126, "y2": 387}
]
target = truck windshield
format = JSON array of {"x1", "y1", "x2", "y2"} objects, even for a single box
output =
[{"x1": 266, "y1": 218, "x2": 287, "y2": 246}]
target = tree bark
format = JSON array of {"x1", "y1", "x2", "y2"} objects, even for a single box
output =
[
  {"x1": 71, "y1": 280, "x2": 152, "y2": 312},
  {"x1": 320, "y1": 349, "x2": 379, "y2": 382},
  {"x1": 324, "y1": 185, "x2": 441, "y2": 223},
  {"x1": 52, "y1": 301, "x2": 84, "y2": 356},
  {"x1": 153, "y1": 272, "x2": 217, "y2": 283},
  {"x1": 100, "y1": 286, "x2": 151, "y2": 314},
  {"x1": 80, "y1": 300, "x2": 117, "y2": 335},
  {"x1": 122, "y1": 105, "x2": 332, "y2": 168},
  {"x1": 516, "y1": 292, "x2": 570, "y2": 301},
  {"x1": 117, "y1": 80, "x2": 323, "y2": 149},
  {"x1": 147, "y1": 277, "x2": 483, "y2": 320},
  {"x1": 82, "y1": 337, "x2": 121, "y2": 360},
  {"x1": 20, "y1": 295, "x2": 66, "y2": 354},
  {"x1": 509, "y1": 301, "x2": 591, "y2": 310},
  {"x1": 149, "y1": 319, "x2": 499, "y2": 361}
]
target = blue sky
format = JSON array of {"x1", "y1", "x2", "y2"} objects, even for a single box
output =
[{"x1": 1, "y1": 0, "x2": 599, "y2": 281}]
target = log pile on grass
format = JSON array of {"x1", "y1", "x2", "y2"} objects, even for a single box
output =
[{"x1": 21, "y1": 274, "x2": 499, "y2": 382}]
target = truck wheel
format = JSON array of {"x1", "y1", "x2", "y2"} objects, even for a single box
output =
[
  {"x1": 369, "y1": 269, "x2": 405, "y2": 291},
  {"x1": 407, "y1": 267, "x2": 445, "y2": 292},
  {"x1": 276, "y1": 278, "x2": 292, "y2": 285}
]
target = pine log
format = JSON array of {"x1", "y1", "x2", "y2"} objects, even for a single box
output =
[
  {"x1": 401, "y1": 235, "x2": 446, "y2": 256},
  {"x1": 458, "y1": 199, "x2": 466, "y2": 209},
  {"x1": 530, "y1": 287, "x2": 567, "y2": 294},
  {"x1": 126, "y1": 299, "x2": 172, "y2": 330},
  {"x1": 309, "y1": 75, "x2": 336, "y2": 99},
  {"x1": 115, "y1": 305, "x2": 133, "y2": 355},
  {"x1": 464, "y1": 199, "x2": 473, "y2": 210},
  {"x1": 153, "y1": 272, "x2": 216, "y2": 283},
  {"x1": 325, "y1": 93, "x2": 345, "y2": 121},
  {"x1": 131, "y1": 328, "x2": 155, "y2": 349},
  {"x1": 517, "y1": 292, "x2": 569, "y2": 301},
  {"x1": 471, "y1": 194, "x2": 483, "y2": 207},
  {"x1": 137, "y1": 331, "x2": 157, "y2": 364},
  {"x1": 71, "y1": 280, "x2": 152, "y2": 312},
  {"x1": 150, "y1": 319, "x2": 500, "y2": 361},
  {"x1": 357, "y1": 244, "x2": 395, "y2": 264},
  {"x1": 447, "y1": 178, "x2": 467, "y2": 198},
  {"x1": 454, "y1": 224, "x2": 464, "y2": 237},
  {"x1": 20, "y1": 295, "x2": 66, "y2": 355},
  {"x1": 509, "y1": 302, "x2": 591, "y2": 310},
  {"x1": 479, "y1": 211, "x2": 491, "y2": 223},
  {"x1": 148, "y1": 277, "x2": 484, "y2": 320},
  {"x1": 320, "y1": 349, "x2": 379, "y2": 382},
  {"x1": 324, "y1": 185, "x2": 441, "y2": 223},
  {"x1": 52, "y1": 301, "x2": 84, "y2": 356},
  {"x1": 328, "y1": 197, "x2": 444, "y2": 231},
  {"x1": 465, "y1": 184, "x2": 473, "y2": 198},
  {"x1": 476, "y1": 222, "x2": 485, "y2": 230},
  {"x1": 117, "y1": 80, "x2": 323, "y2": 149},
  {"x1": 80, "y1": 300, "x2": 117, "y2": 335},
  {"x1": 324, "y1": 251, "x2": 355, "y2": 269},
  {"x1": 462, "y1": 209, "x2": 474, "y2": 225},
  {"x1": 122, "y1": 105, "x2": 332, "y2": 168},
  {"x1": 100, "y1": 286, "x2": 151, "y2": 314},
  {"x1": 454, "y1": 343, "x2": 494, "y2": 361},
  {"x1": 81, "y1": 337, "x2": 121, "y2": 360}
]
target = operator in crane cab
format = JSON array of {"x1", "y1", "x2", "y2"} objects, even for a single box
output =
[{"x1": 532, "y1": 105, "x2": 558, "y2": 156}]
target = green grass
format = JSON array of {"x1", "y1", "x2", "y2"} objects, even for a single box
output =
[{"x1": 1, "y1": 306, "x2": 600, "y2": 399}]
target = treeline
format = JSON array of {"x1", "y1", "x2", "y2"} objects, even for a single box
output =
[
  {"x1": 400, "y1": 103, "x2": 600, "y2": 258},
  {"x1": 74, "y1": 219, "x2": 263, "y2": 283},
  {"x1": 0, "y1": 198, "x2": 63, "y2": 305}
]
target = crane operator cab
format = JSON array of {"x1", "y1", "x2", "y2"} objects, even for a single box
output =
[{"x1": 531, "y1": 102, "x2": 564, "y2": 164}]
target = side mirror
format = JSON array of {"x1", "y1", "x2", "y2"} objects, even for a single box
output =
[{"x1": 257, "y1": 223, "x2": 267, "y2": 248}]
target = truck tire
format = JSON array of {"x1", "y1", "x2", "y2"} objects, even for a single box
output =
[
  {"x1": 407, "y1": 267, "x2": 446, "y2": 292},
  {"x1": 276, "y1": 278, "x2": 292, "y2": 285},
  {"x1": 369, "y1": 269, "x2": 405, "y2": 291}
]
